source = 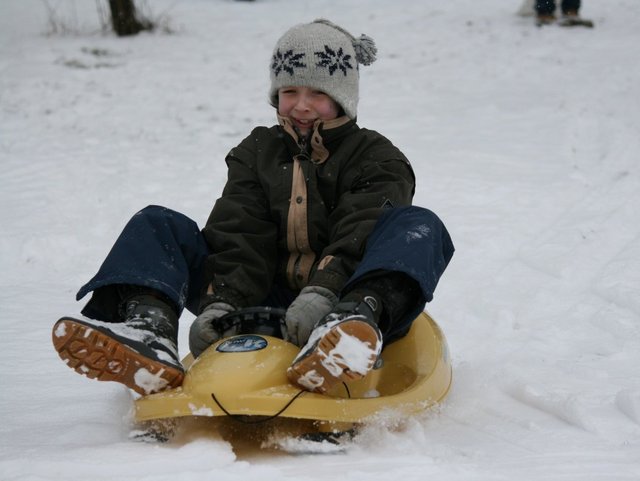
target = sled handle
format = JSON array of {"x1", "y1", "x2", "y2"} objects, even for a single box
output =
[{"x1": 217, "y1": 306, "x2": 287, "y2": 338}]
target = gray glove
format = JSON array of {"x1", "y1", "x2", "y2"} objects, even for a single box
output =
[
  {"x1": 188, "y1": 302, "x2": 235, "y2": 358},
  {"x1": 284, "y1": 286, "x2": 338, "y2": 346}
]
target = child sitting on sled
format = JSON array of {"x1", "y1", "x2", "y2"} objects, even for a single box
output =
[{"x1": 52, "y1": 19, "x2": 454, "y2": 396}]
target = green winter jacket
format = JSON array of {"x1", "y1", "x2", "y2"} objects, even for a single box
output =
[{"x1": 201, "y1": 115, "x2": 415, "y2": 308}]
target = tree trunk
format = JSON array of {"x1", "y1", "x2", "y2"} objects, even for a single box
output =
[{"x1": 108, "y1": 0, "x2": 152, "y2": 36}]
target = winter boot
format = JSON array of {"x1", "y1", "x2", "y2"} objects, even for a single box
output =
[
  {"x1": 287, "y1": 292, "x2": 383, "y2": 394},
  {"x1": 536, "y1": 13, "x2": 557, "y2": 26},
  {"x1": 52, "y1": 293, "x2": 184, "y2": 396},
  {"x1": 558, "y1": 10, "x2": 594, "y2": 27}
]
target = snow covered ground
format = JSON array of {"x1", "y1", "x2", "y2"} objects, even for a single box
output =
[{"x1": 2, "y1": 0, "x2": 639, "y2": 479}]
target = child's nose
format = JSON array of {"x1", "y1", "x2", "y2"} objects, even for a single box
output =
[{"x1": 295, "y1": 94, "x2": 311, "y2": 111}]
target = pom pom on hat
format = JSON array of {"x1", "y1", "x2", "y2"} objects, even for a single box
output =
[
  {"x1": 269, "y1": 19, "x2": 377, "y2": 119},
  {"x1": 353, "y1": 34, "x2": 377, "y2": 65}
]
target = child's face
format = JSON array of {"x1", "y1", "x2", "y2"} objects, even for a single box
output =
[{"x1": 278, "y1": 86, "x2": 340, "y2": 135}]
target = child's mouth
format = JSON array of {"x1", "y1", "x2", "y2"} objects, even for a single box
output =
[{"x1": 294, "y1": 118, "x2": 315, "y2": 129}]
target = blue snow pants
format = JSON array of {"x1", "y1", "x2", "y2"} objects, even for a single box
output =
[{"x1": 78, "y1": 205, "x2": 454, "y2": 342}]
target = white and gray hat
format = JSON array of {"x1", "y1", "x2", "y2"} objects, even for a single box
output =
[{"x1": 269, "y1": 19, "x2": 377, "y2": 120}]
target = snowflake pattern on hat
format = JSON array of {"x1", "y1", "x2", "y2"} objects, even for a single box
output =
[
  {"x1": 271, "y1": 49, "x2": 307, "y2": 77},
  {"x1": 315, "y1": 46, "x2": 354, "y2": 76}
]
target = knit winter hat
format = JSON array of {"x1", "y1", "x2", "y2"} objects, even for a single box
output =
[{"x1": 269, "y1": 19, "x2": 377, "y2": 120}]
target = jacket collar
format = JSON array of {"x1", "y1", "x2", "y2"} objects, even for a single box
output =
[{"x1": 277, "y1": 114, "x2": 355, "y2": 164}]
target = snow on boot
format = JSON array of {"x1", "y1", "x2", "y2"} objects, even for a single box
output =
[
  {"x1": 52, "y1": 294, "x2": 184, "y2": 396},
  {"x1": 287, "y1": 297, "x2": 382, "y2": 394}
]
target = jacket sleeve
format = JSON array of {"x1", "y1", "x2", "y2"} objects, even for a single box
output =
[
  {"x1": 201, "y1": 130, "x2": 278, "y2": 308},
  {"x1": 308, "y1": 134, "x2": 416, "y2": 293}
]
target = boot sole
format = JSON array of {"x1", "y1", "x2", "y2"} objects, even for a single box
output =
[
  {"x1": 287, "y1": 320, "x2": 381, "y2": 394},
  {"x1": 52, "y1": 317, "x2": 184, "y2": 396}
]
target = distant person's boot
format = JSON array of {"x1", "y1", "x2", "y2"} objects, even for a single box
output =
[
  {"x1": 536, "y1": 13, "x2": 557, "y2": 26},
  {"x1": 558, "y1": 9, "x2": 594, "y2": 27}
]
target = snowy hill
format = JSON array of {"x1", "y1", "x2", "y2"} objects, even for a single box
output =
[{"x1": 1, "y1": 0, "x2": 639, "y2": 479}]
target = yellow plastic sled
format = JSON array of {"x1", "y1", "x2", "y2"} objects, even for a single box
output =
[{"x1": 134, "y1": 308, "x2": 452, "y2": 433}]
